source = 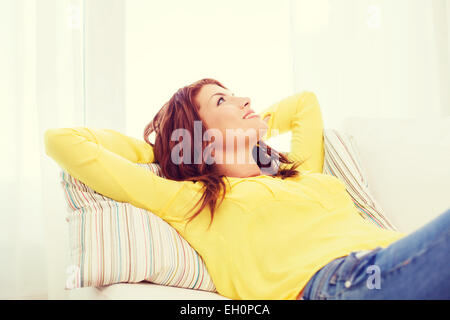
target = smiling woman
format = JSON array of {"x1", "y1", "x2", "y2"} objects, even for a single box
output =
[
  {"x1": 45, "y1": 78, "x2": 413, "y2": 299},
  {"x1": 143, "y1": 78, "x2": 302, "y2": 225},
  {"x1": 195, "y1": 83, "x2": 270, "y2": 178}
]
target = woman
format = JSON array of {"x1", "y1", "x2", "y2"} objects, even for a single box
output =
[{"x1": 44, "y1": 78, "x2": 450, "y2": 300}]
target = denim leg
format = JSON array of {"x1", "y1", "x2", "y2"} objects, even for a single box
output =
[
  {"x1": 304, "y1": 208, "x2": 450, "y2": 300},
  {"x1": 336, "y1": 208, "x2": 450, "y2": 299}
]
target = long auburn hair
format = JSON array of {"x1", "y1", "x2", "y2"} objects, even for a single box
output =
[{"x1": 143, "y1": 78, "x2": 303, "y2": 227}]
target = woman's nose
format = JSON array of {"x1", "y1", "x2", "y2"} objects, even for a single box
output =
[{"x1": 239, "y1": 97, "x2": 251, "y2": 109}]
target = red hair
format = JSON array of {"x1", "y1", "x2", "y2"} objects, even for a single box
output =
[{"x1": 143, "y1": 78, "x2": 302, "y2": 227}]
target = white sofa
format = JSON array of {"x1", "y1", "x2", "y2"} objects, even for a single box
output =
[
  {"x1": 46, "y1": 116, "x2": 450, "y2": 300},
  {"x1": 340, "y1": 116, "x2": 450, "y2": 234}
]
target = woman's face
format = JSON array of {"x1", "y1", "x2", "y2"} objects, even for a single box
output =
[{"x1": 196, "y1": 84, "x2": 268, "y2": 145}]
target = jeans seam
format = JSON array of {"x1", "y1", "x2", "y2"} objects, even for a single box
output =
[
  {"x1": 382, "y1": 228, "x2": 450, "y2": 276},
  {"x1": 331, "y1": 228, "x2": 450, "y2": 299}
]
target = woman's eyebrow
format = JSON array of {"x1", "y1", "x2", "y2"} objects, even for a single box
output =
[{"x1": 208, "y1": 92, "x2": 235, "y2": 102}]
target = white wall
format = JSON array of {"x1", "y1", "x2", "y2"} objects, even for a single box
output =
[
  {"x1": 125, "y1": 0, "x2": 295, "y2": 151},
  {"x1": 125, "y1": 0, "x2": 450, "y2": 147}
]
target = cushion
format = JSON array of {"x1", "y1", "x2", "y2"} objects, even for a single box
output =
[
  {"x1": 322, "y1": 129, "x2": 398, "y2": 231},
  {"x1": 60, "y1": 129, "x2": 396, "y2": 291},
  {"x1": 60, "y1": 163, "x2": 216, "y2": 291}
]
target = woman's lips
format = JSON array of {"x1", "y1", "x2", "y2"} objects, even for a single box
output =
[
  {"x1": 244, "y1": 114, "x2": 260, "y2": 119},
  {"x1": 242, "y1": 110, "x2": 259, "y2": 119}
]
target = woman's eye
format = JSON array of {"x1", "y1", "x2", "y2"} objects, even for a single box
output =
[{"x1": 217, "y1": 97, "x2": 224, "y2": 106}]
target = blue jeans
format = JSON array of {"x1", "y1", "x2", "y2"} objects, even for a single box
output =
[{"x1": 301, "y1": 208, "x2": 450, "y2": 300}]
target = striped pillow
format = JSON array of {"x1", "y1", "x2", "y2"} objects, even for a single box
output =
[
  {"x1": 60, "y1": 163, "x2": 216, "y2": 291},
  {"x1": 322, "y1": 129, "x2": 398, "y2": 231}
]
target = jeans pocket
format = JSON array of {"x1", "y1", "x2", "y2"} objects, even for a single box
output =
[
  {"x1": 335, "y1": 247, "x2": 383, "y2": 293},
  {"x1": 303, "y1": 257, "x2": 346, "y2": 300},
  {"x1": 305, "y1": 248, "x2": 383, "y2": 300}
]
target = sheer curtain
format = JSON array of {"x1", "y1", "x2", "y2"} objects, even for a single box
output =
[
  {"x1": 0, "y1": 0, "x2": 125, "y2": 299},
  {"x1": 0, "y1": 0, "x2": 45, "y2": 299},
  {"x1": 0, "y1": 0, "x2": 86, "y2": 299},
  {"x1": 1, "y1": 0, "x2": 449, "y2": 300}
]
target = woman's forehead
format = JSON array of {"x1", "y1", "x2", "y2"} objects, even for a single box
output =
[
  {"x1": 200, "y1": 84, "x2": 232, "y2": 98},
  {"x1": 197, "y1": 84, "x2": 232, "y2": 105},
  {"x1": 195, "y1": 85, "x2": 226, "y2": 111}
]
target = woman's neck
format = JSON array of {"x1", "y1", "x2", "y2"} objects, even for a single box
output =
[{"x1": 213, "y1": 145, "x2": 262, "y2": 178}]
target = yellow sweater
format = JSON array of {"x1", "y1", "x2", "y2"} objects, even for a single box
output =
[{"x1": 44, "y1": 91, "x2": 405, "y2": 300}]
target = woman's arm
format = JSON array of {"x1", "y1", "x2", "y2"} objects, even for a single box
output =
[
  {"x1": 259, "y1": 91, "x2": 325, "y2": 173},
  {"x1": 44, "y1": 127, "x2": 187, "y2": 221}
]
